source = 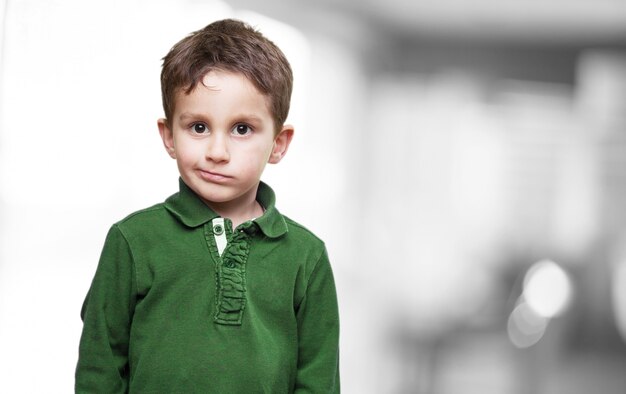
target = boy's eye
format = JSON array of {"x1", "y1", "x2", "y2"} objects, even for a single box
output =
[
  {"x1": 192, "y1": 123, "x2": 208, "y2": 134},
  {"x1": 233, "y1": 124, "x2": 252, "y2": 136}
]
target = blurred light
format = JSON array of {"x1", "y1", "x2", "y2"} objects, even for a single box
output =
[
  {"x1": 523, "y1": 259, "x2": 573, "y2": 318},
  {"x1": 507, "y1": 302, "x2": 549, "y2": 348},
  {"x1": 508, "y1": 260, "x2": 574, "y2": 348}
]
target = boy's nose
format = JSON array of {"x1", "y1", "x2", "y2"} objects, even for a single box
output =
[{"x1": 205, "y1": 133, "x2": 230, "y2": 162}]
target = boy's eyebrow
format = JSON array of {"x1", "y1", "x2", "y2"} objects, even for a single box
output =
[
  {"x1": 178, "y1": 112, "x2": 201, "y2": 122},
  {"x1": 235, "y1": 114, "x2": 265, "y2": 124}
]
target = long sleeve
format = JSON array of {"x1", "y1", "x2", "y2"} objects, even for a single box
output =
[
  {"x1": 75, "y1": 225, "x2": 136, "y2": 393},
  {"x1": 294, "y1": 248, "x2": 340, "y2": 393}
]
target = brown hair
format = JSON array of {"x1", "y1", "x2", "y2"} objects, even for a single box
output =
[{"x1": 160, "y1": 19, "x2": 293, "y2": 133}]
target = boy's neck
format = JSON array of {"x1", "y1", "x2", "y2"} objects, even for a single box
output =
[{"x1": 204, "y1": 191, "x2": 264, "y2": 230}]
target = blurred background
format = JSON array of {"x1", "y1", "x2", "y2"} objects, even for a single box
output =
[{"x1": 1, "y1": 0, "x2": 626, "y2": 393}]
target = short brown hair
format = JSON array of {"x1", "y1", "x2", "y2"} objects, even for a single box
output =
[{"x1": 160, "y1": 19, "x2": 293, "y2": 132}]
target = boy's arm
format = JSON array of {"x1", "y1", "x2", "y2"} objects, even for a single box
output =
[
  {"x1": 295, "y1": 248, "x2": 340, "y2": 393},
  {"x1": 75, "y1": 225, "x2": 136, "y2": 394}
]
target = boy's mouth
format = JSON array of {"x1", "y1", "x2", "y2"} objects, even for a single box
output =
[{"x1": 197, "y1": 169, "x2": 231, "y2": 183}]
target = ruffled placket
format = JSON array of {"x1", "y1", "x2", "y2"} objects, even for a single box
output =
[{"x1": 204, "y1": 219, "x2": 256, "y2": 325}]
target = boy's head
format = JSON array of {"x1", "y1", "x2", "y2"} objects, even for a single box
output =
[{"x1": 160, "y1": 19, "x2": 293, "y2": 133}]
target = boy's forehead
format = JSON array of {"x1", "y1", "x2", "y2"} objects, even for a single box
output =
[
  {"x1": 199, "y1": 70, "x2": 258, "y2": 93},
  {"x1": 176, "y1": 71, "x2": 269, "y2": 102},
  {"x1": 171, "y1": 70, "x2": 274, "y2": 122}
]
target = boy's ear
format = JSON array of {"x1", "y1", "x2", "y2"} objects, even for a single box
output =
[
  {"x1": 158, "y1": 118, "x2": 176, "y2": 159},
  {"x1": 269, "y1": 125, "x2": 294, "y2": 164}
]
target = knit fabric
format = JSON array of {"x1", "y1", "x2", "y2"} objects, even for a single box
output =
[{"x1": 76, "y1": 179, "x2": 340, "y2": 393}]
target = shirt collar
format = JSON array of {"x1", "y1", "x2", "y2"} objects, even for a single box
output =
[
  {"x1": 165, "y1": 178, "x2": 288, "y2": 238},
  {"x1": 254, "y1": 181, "x2": 289, "y2": 238}
]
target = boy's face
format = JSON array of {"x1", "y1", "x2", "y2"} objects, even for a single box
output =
[{"x1": 158, "y1": 70, "x2": 293, "y2": 211}]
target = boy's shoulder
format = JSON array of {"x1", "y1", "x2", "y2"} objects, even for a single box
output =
[
  {"x1": 113, "y1": 202, "x2": 170, "y2": 231},
  {"x1": 281, "y1": 215, "x2": 326, "y2": 247}
]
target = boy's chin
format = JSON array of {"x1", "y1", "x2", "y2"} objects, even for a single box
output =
[{"x1": 187, "y1": 181, "x2": 255, "y2": 206}]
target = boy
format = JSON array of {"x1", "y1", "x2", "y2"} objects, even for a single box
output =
[{"x1": 76, "y1": 19, "x2": 340, "y2": 393}]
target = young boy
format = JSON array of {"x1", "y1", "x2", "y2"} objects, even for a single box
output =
[{"x1": 76, "y1": 19, "x2": 340, "y2": 393}]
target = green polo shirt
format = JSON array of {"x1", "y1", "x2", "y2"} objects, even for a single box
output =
[{"x1": 76, "y1": 179, "x2": 340, "y2": 393}]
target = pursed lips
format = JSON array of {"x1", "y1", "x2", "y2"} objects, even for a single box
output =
[{"x1": 196, "y1": 169, "x2": 232, "y2": 182}]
